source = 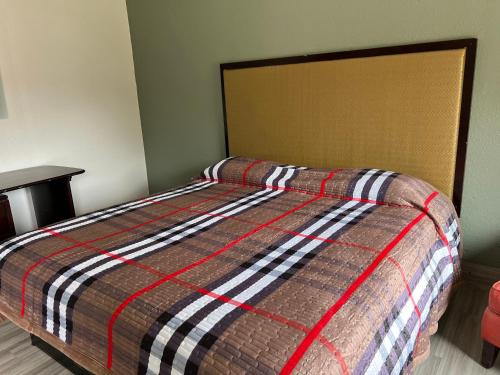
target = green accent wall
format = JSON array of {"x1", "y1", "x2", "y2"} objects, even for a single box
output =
[{"x1": 126, "y1": 0, "x2": 500, "y2": 267}]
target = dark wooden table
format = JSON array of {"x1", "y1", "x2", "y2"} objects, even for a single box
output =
[{"x1": 0, "y1": 166, "x2": 85, "y2": 242}]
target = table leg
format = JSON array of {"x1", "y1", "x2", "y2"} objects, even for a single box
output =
[
  {"x1": 0, "y1": 194, "x2": 16, "y2": 242},
  {"x1": 30, "y1": 177, "x2": 76, "y2": 228}
]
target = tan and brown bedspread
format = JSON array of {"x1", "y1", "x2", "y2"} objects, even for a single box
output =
[{"x1": 0, "y1": 157, "x2": 461, "y2": 374}]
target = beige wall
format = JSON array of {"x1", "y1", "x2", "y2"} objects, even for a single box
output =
[
  {"x1": 127, "y1": 0, "x2": 500, "y2": 267},
  {"x1": 0, "y1": 0, "x2": 148, "y2": 233}
]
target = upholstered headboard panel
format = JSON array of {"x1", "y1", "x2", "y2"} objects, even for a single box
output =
[{"x1": 220, "y1": 39, "x2": 476, "y2": 213}]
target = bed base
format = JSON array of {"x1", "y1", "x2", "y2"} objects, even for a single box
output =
[{"x1": 30, "y1": 334, "x2": 93, "y2": 375}]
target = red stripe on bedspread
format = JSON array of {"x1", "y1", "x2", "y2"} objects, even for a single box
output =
[
  {"x1": 241, "y1": 159, "x2": 263, "y2": 186},
  {"x1": 30, "y1": 226, "x2": 342, "y2": 364},
  {"x1": 106, "y1": 171, "x2": 338, "y2": 368},
  {"x1": 20, "y1": 185, "x2": 242, "y2": 317},
  {"x1": 202, "y1": 177, "x2": 413, "y2": 209},
  {"x1": 168, "y1": 277, "x2": 347, "y2": 369},
  {"x1": 280, "y1": 191, "x2": 439, "y2": 374}
]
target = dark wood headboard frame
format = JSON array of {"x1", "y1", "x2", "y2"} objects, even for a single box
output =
[{"x1": 220, "y1": 39, "x2": 477, "y2": 214}]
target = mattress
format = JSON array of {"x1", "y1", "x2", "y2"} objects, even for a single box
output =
[{"x1": 0, "y1": 157, "x2": 461, "y2": 374}]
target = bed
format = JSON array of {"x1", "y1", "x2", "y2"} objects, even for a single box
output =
[{"x1": 0, "y1": 39, "x2": 476, "y2": 374}]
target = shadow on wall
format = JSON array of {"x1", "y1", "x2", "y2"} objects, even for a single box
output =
[{"x1": 0, "y1": 70, "x2": 7, "y2": 119}]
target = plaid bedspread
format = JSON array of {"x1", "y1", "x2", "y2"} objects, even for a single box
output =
[{"x1": 0, "y1": 157, "x2": 461, "y2": 375}]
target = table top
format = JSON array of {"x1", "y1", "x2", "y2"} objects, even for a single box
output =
[{"x1": 0, "y1": 166, "x2": 85, "y2": 193}]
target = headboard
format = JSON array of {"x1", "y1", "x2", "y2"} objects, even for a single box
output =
[{"x1": 220, "y1": 39, "x2": 476, "y2": 214}]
